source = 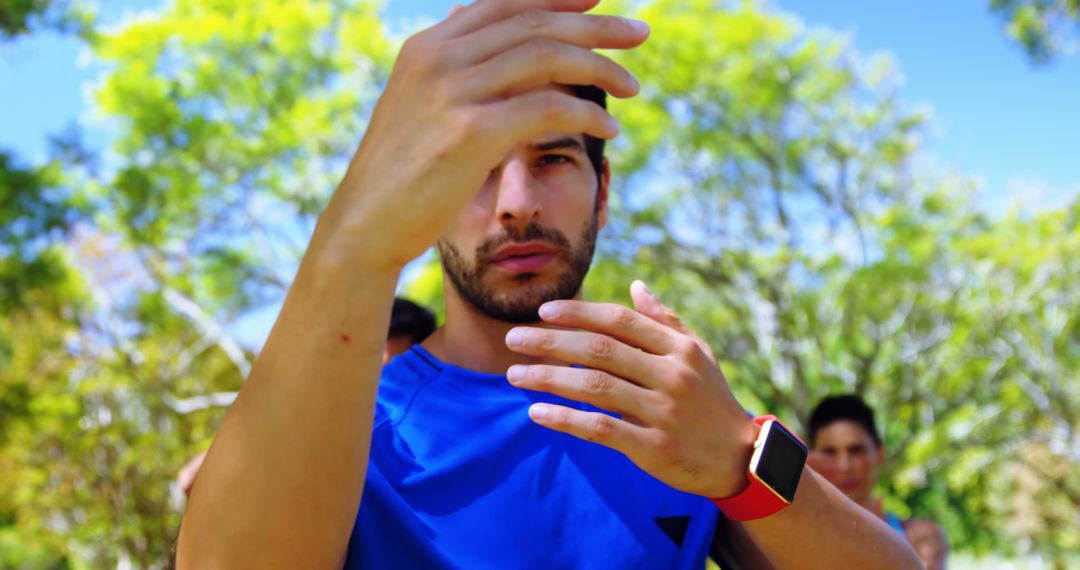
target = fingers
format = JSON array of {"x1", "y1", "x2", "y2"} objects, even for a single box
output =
[
  {"x1": 630, "y1": 280, "x2": 691, "y2": 335},
  {"x1": 178, "y1": 451, "x2": 208, "y2": 496},
  {"x1": 527, "y1": 402, "x2": 652, "y2": 454},
  {"x1": 505, "y1": 326, "x2": 666, "y2": 388},
  {"x1": 458, "y1": 39, "x2": 639, "y2": 100},
  {"x1": 507, "y1": 363, "x2": 655, "y2": 418},
  {"x1": 630, "y1": 280, "x2": 717, "y2": 360},
  {"x1": 480, "y1": 89, "x2": 621, "y2": 143},
  {"x1": 453, "y1": 11, "x2": 649, "y2": 67},
  {"x1": 436, "y1": 0, "x2": 601, "y2": 40},
  {"x1": 534, "y1": 299, "x2": 681, "y2": 355}
]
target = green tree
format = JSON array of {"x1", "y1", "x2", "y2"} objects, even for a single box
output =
[
  {"x1": 990, "y1": 0, "x2": 1080, "y2": 62},
  {"x1": 0, "y1": 0, "x2": 91, "y2": 40},
  {"x1": 1, "y1": 0, "x2": 395, "y2": 565}
]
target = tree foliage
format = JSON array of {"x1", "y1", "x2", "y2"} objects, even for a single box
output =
[{"x1": 990, "y1": 0, "x2": 1080, "y2": 62}]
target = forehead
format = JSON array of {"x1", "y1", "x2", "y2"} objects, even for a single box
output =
[
  {"x1": 813, "y1": 420, "x2": 877, "y2": 448},
  {"x1": 518, "y1": 84, "x2": 587, "y2": 151}
]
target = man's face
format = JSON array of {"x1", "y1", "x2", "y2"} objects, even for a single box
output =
[
  {"x1": 811, "y1": 420, "x2": 884, "y2": 506},
  {"x1": 437, "y1": 111, "x2": 608, "y2": 324}
]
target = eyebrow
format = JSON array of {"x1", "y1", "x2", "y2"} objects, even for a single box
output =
[{"x1": 529, "y1": 137, "x2": 585, "y2": 153}]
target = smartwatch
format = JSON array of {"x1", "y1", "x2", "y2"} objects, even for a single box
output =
[{"x1": 711, "y1": 414, "x2": 808, "y2": 521}]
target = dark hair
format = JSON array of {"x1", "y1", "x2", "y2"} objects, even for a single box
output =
[
  {"x1": 570, "y1": 84, "x2": 607, "y2": 184},
  {"x1": 389, "y1": 297, "x2": 436, "y2": 344},
  {"x1": 808, "y1": 394, "x2": 882, "y2": 448}
]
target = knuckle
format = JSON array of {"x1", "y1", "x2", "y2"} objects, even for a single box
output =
[
  {"x1": 514, "y1": 9, "x2": 548, "y2": 32},
  {"x1": 610, "y1": 305, "x2": 637, "y2": 328},
  {"x1": 450, "y1": 108, "x2": 484, "y2": 138},
  {"x1": 531, "y1": 365, "x2": 554, "y2": 387},
  {"x1": 667, "y1": 366, "x2": 698, "y2": 396},
  {"x1": 536, "y1": 90, "x2": 565, "y2": 119},
  {"x1": 585, "y1": 335, "x2": 616, "y2": 360},
  {"x1": 652, "y1": 431, "x2": 678, "y2": 456},
  {"x1": 674, "y1": 337, "x2": 702, "y2": 361},
  {"x1": 523, "y1": 37, "x2": 558, "y2": 61},
  {"x1": 582, "y1": 369, "x2": 612, "y2": 395},
  {"x1": 650, "y1": 394, "x2": 679, "y2": 425},
  {"x1": 534, "y1": 330, "x2": 557, "y2": 350},
  {"x1": 399, "y1": 33, "x2": 430, "y2": 65},
  {"x1": 587, "y1": 414, "x2": 615, "y2": 442}
]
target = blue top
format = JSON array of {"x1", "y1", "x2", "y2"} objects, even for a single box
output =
[
  {"x1": 344, "y1": 346, "x2": 718, "y2": 569},
  {"x1": 885, "y1": 512, "x2": 906, "y2": 535}
]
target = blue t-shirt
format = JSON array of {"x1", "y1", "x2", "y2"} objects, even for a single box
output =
[
  {"x1": 344, "y1": 346, "x2": 718, "y2": 569},
  {"x1": 885, "y1": 512, "x2": 905, "y2": 535}
]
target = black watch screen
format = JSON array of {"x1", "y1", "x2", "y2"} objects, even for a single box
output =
[{"x1": 755, "y1": 421, "x2": 809, "y2": 503}]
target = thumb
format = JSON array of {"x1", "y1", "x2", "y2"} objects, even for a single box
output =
[
  {"x1": 630, "y1": 280, "x2": 715, "y2": 360},
  {"x1": 449, "y1": 3, "x2": 465, "y2": 17},
  {"x1": 630, "y1": 280, "x2": 689, "y2": 334}
]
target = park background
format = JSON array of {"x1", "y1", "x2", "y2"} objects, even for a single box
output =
[{"x1": 1, "y1": 0, "x2": 1078, "y2": 568}]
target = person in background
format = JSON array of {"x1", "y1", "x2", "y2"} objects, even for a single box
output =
[
  {"x1": 383, "y1": 297, "x2": 438, "y2": 364},
  {"x1": 177, "y1": 297, "x2": 436, "y2": 496},
  {"x1": 906, "y1": 517, "x2": 949, "y2": 570},
  {"x1": 808, "y1": 394, "x2": 949, "y2": 568},
  {"x1": 807, "y1": 394, "x2": 906, "y2": 532}
]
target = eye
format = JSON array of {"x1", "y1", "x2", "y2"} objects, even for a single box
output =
[{"x1": 537, "y1": 154, "x2": 573, "y2": 167}]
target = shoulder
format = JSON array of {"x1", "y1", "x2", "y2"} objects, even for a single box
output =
[{"x1": 374, "y1": 347, "x2": 442, "y2": 427}]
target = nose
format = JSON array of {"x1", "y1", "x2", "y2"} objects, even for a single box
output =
[
  {"x1": 493, "y1": 155, "x2": 541, "y2": 230},
  {"x1": 835, "y1": 452, "x2": 854, "y2": 474}
]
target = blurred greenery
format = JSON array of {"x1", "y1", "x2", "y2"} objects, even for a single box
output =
[
  {"x1": 1, "y1": 0, "x2": 1077, "y2": 568},
  {"x1": 990, "y1": 0, "x2": 1080, "y2": 62},
  {"x1": 0, "y1": 0, "x2": 92, "y2": 40}
]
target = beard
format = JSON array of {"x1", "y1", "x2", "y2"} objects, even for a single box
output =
[{"x1": 437, "y1": 213, "x2": 599, "y2": 324}]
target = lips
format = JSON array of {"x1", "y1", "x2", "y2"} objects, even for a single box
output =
[{"x1": 490, "y1": 241, "x2": 559, "y2": 273}]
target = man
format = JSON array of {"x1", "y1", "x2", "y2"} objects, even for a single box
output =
[
  {"x1": 176, "y1": 1, "x2": 922, "y2": 568},
  {"x1": 807, "y1": 394, "x2": 906, "y2": 532},
  {"x1": 176, "y1": 297, "x2": 436, "y2": 496},
  {"x1": 808, "y1": 394, "x2": 948, "y2": 568}
]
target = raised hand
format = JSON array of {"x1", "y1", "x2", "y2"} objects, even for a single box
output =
[
  {"x1": 504, "y1": 280, "x2": 758, "y2": 499},
  {"x1": 319, "y1": 0, "x2": 650, "y2": 271}
]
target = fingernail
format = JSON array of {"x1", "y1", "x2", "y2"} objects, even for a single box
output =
[
  {"x1": 506, "y1": 328, "x2": 526, "y2": 347},
  {"x1": 635, "y1": 279, "x2": 656, "y2": 300},
  {"x1": 507, "y1": 365, "x2": 525, "y2": 383},
  {"x1": 606, "y1": 115, "x2": 621, "y2": 136},
  {"x1": 529, "y1": 404, "x2": 549, "y2": 421},
  {"x1": 627, "y1": 18, "x2": 650, "y2": 35},
  {"x1": 538, "y1": 302, "x2": 559, "y2": 320}
]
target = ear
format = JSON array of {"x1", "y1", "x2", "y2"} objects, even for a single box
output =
[{"x1": 596, "y1": 157, "x2": 610, "y2": 230}]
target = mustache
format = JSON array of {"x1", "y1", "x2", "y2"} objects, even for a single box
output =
[{"x1": 475, "y1": 223, "x2": 572, "y2": 264}]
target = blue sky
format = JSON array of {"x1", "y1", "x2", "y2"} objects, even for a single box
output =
[{"x1": 2, "y1": 0, "x2": 1078, "y2": 216}]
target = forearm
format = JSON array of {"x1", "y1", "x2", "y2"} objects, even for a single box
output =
[
  {"x1": 711, "y1": 512, "x2": 776, "y2": 570},
  {"x1": 743, "y1": 467, "x2": 923, "y2": 569},
  {"x1": 176, "y1": 229, "x2": 399, "y2": 569}
]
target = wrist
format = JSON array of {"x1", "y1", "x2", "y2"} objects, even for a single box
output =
[
  {"x1": 707, "y1": 415, "x2": 760, "y2": 499},
  {"x1": 305, "y1": 212, "x2": 409, "y2": 281},
  {"x1": 711, "y1": 415, "x2": 809, "y2": 522}
]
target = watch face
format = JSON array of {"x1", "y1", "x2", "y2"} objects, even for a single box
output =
[{"x1": 753, "y1": 420, "x2": 809, "y2": 503}]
